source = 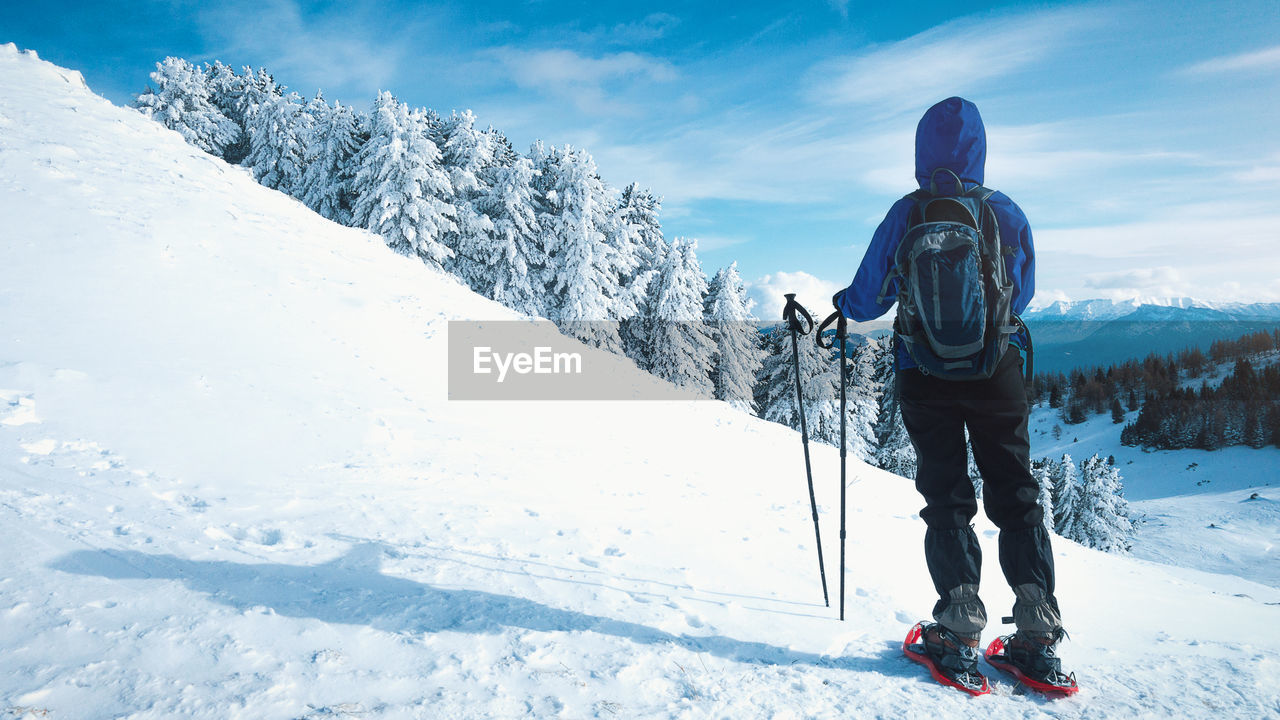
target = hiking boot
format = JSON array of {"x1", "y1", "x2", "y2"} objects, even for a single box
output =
[
  {"x1": 905, "y1": 622, "x2": 988, "y2": 694},
  {"x1": 985, "y1": 627, "x2": 1078, "y2": 695}
]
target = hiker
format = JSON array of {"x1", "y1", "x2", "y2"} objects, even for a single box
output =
[{"x1": 833, "y1": 97, "x2": 1076, "y2": 695}]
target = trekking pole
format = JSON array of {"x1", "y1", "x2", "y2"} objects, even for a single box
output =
[
  {"x1": 818, "y1": 309, "x2": 849, "y2": 621},
  {"x1": 782, "y1": 293, "x2": 829, "y2": 608}
]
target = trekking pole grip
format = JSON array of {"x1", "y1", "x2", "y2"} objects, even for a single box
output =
[
  {"x1": 782, "y1": 293, "x2": 814, "y2": 335},
  {"x1": 815, "y1": 310, "x2": 848, "y2": 349}
]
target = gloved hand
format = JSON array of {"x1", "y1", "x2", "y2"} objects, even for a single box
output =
[{"x1": 831, "y1": 289, "x2": 846, "y2": 314}]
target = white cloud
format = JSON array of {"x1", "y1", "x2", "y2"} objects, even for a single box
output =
[
  {"x1": 603, "y1": 13, "x2": 681, "y2": 44},
  {"x1": 1032, "y1": 205, "x2": 1280, "y2": 304},
  {"x1": 1228, "y1": 153, "x2": 1280, "y2": 184},
  {"x1": 747, "y1": 271, "x2": 843, "y2": 325},
  {"x1": 805, "y1": 7, "x2": 1103, "y2": 114},
  {"x1": 490, "y1": 48, "x2": 676, "y2": 115},
  {"x1": 1025, "y1": 288, "x2": 1073, "y2": 310},
  {"x1": 589, "y1": 117, "x2": 913, "y2": 206},
  {"x1": 1085, "y1": 263, "x2": 1182, "y2": 288},
  {"x1": 1182, "y1": 45, "x2": 1280, "y2": 75},
  {"x1": 193, "y1": 0, "x2": 406, "y2": 96},
  {"x1": 693, "y1": 235, "x2": 751, "y2": 252}
]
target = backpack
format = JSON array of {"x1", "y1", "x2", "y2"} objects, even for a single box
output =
[{"x1": 876, "y1": 167, "x2": 1021, "y2": 381}]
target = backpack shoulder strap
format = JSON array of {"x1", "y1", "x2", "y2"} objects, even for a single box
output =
[
  {"x1": 876, "y1": 190, "x2": 931, "y2": 306},
  {"x1": 905, "y1": 188, "x2": 930, "y2": 224},
  {"x1": 966, "y1": 185, "x2": 1001, "y2": 250}
]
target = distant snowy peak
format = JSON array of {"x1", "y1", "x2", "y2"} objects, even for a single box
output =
[{"x1": 1026, "y1": 297, "x2": 1280, "y2": 322}]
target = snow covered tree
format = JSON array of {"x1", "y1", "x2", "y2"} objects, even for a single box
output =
[
  {"x1": 351, "y1": 92, "x2": 456, "y2": 268},
  {"x1": 1050, "y1": 454, "x2": 1082, "y2": 539},
  {"x1": 1031, "y1": 459, "x2": 1055, "y2": 533},
  {"x1": 615, "y1": 184, "x2": 668, "y2": 367},
  {"x1": 488, "y1": 129, "x2": 520, "y2": 168},
  {"x1": 135, "y1": 57, "x2": 239, "y2": 157},
  {"x1": 705, "y1": 262, "x2": 763, "y2": 411},
  {"x1": 244, "y1": 90, "x2": 311, "y2": 195},
  {"x1": 645, "y1": 238, "x2": 715, "y2": 394},
  {"x1": 843, "y1": 336, "x2": 880, "y2": 464},
  {"x1": 1074, "y1": 455, "x2": 1134, "y2": 553},
  {"x1": 300, "y1": 98, "x2": 364, "y2": 225},
  {"x1": 966, "y1": 430, "x2": 983, "y2": 500},
  {"x1": 872, "y1": 340, "x2": 916, "y2": 477},
  {"x1": 440, "y1": 110, "x2": 497, "y2": 289},
  {"x1": 538, "y1": 145, "x2": 636, "y2": 350},
  {"x1": 203, "y1": 63, "x2": 280, "y2": 164},
  {"x1": 474, "y1": 155, "x2": 547, "y2": 316},
  {"x1": 756, "y1": 323, "x2": 841, "y2": 445}
]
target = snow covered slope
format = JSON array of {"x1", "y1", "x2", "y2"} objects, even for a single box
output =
[
  {"x1": 1030, "y1": 403, "x2": 1280, "y2": 588},
  {"x1": 2, "y1": 44, "x2": 1279, "y2": 719}
]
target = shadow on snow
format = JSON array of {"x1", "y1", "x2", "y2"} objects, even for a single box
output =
[{"x1": 50, "y1": 542, "x2": 908, "y2": 677}]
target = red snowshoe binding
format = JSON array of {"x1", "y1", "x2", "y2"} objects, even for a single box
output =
[
  {"x1": 903, "y1": 621, "x2": 990, "y2": 696},
  {"x1": 985, "y1": 629, "x2": 1079, "y2": 696}
]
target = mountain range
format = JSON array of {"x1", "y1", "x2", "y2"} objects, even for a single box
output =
[{"x1": 1022, "y1": 298, "x2": 1280, "y2": 374}]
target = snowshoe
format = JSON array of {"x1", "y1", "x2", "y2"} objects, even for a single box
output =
[
  {"x1": 985, "y1": 629, "x2": 1079, "y2": 696},
  {"x1": 903, "y1": 621, "x2": 990, "y2": 696}
]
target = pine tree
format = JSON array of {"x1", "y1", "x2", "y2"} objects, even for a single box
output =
[
  {"x1": 244, "y1": 90, "x2": 311, "y2": 195},
  {"x1": 204, "y1": 64, "x2": 282, "y2": 164},
  {"x1": 474, "y1": 156, "x2": 546, "y2": 316},
  {"x1": 756, "y1": 324, "x2": 841, "y2": 444},
  {"x1": 843, "y1": 337, "x2": 880, "y2": 464},
  {"x1": 351, "y1": 92, "x2": 456, "y2": 268},
  {"x1": 441, "y1": 110, "x2": 497, "y2": 290},
  {"x1": 300, "y1": 98, "x2": 364, "y2": 225},
  {"x1": 872, "y1": 340, "x2": 916, "y2": 477},
  {"x1": 201, "y1": 61, "x2": 252, "y2": 162},
  {"x1": 966, "y1": 430, "x2": 983, "y2": 500},
  {"x1": 539, "y1": 145, "x2": 635, "y2": 350},
  {"x1": 705, "y1": 262, "x2": 763, "y2": 412},
  {"x1": 616, "y1": 184, "x2": 668, "y2": 368},
  {"x1": 645, "y1": 238, "x2": 716, "y2": 394},
  {"x1": 1075, "y1": 455, "x2": 1134, "y2": 552},
  {"x1": 488, "y1": 129, "x2": 520, "y2": 168},
  {"x1": 1032, "y1": 460, "x2": 1055, "y2": 533},
  {"x1": 1051, "y1": 453, "x2": 1082, "y2": 539},
  {"x1": 135, "y1": 57, "x2": 240, "y2": 157},
  {"x1": 1110, "y1": 396, "x2": 1126, "y2": 424}
]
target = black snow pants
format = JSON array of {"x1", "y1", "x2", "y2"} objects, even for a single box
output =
[{"x1": 897, "y1": 346, "x2": 1061, "y2": 639}]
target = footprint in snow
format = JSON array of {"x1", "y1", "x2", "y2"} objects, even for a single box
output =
[{"x1": 252, "y1": 528, "x2": 283, "y2": 546}]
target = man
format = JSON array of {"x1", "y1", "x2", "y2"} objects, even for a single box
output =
[{"x1": 834, "y1": 97, "x2": 1074, "y2": 694}]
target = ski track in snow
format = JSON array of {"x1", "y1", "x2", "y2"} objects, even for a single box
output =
[{"x1": 2, "y1": 43, "x2": 1279, "y2": 719}]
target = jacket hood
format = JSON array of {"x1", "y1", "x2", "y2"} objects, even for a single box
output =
[{"x1": 915, "y1": 97, "x2": 986, "y2": 192}]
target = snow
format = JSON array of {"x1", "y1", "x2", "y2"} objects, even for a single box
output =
[
  {"x1": 2, "y1": 43, "x2": 1280, "y2": 718},
  {"x1": 1030, "y1": 402, "x2": 1280, "y2": 588}
]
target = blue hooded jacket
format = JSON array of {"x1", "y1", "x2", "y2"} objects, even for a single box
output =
[{"x1": 836, "y1": 96, "x2": 1035, "y2": 369}]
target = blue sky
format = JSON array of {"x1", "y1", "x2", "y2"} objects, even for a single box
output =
[{"x1": 5, "y1": 0, "x2": 1279, "y2": 316}]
